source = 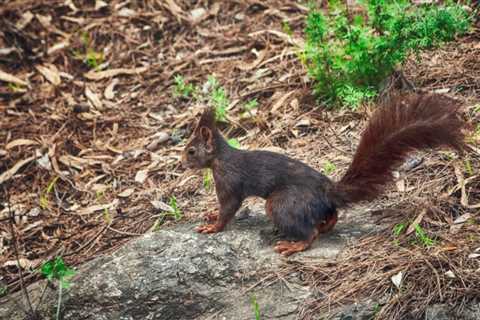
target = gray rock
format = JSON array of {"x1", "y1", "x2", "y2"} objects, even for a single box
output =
[{"x1": 9, "y1": 204, "x2": 478, "y2": 320}]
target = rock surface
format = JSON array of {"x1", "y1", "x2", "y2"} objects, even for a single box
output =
[{"x1": 1, "y1": 205, "x2": 477, "y2": 319}]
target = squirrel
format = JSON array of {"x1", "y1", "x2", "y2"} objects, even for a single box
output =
[{"x1": 181, "y1": 93, "x2": 466, "y2": 256}]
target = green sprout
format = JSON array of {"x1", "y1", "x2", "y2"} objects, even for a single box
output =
[{"x1": 40, "y1": 257, "x2": 76, "y2": 320}]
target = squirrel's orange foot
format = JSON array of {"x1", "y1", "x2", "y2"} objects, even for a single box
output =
[
  {"x1": 195, "y1": 224, "x2": 222, "y2": 234},
  {"x1": 274, "y1": 240, "x2": 310, "y2": 257},
  {"x1": 203, "y1": 211, "x2": 218, "y2": 223}
]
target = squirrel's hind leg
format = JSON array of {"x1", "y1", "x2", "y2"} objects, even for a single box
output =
[
  {"x1": 274, "y1": 229, "x2": 319, "y2": 256},
  {"x1": 267, "y1": 188, "x2": 334, "y2": 256}
]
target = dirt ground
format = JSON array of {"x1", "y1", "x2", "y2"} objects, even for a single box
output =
[{"x1": 1, "y1": 1, "x2": 479, "y2": 317}]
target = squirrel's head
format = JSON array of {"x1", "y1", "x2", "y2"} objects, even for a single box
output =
[{"x1": 182, "y1": 108, "x2": 217, "y2": 169}]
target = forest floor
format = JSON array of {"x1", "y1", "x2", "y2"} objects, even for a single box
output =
[{"x1": 1, "y1": 1, "x2": 479, "y2": 319}]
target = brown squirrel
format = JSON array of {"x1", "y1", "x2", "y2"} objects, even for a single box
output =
[{"x1": 181, "y1": 93, "x2": 466, "y2": 256}]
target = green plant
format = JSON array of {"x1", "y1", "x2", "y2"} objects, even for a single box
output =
[
  {"x1": 322, "y1": 160, "x2": 336, "y2": 175},
  {"x1": 173, "y1": 75, "x2": 196, "y2": 98},
  {"x1": 73, "y1": 32, "x2": 103, "y2": 70},
  {"x1": 40, "y1": 257, "x2": 76, "y2": 320},
  {"x1": 0, "y1": 285, "x2": 7, "y2": 296},
  {"x1": 241, "y1": 99, "x2": 259, "y2": 118},
  {"x1": 414, "y1": 224, "x2": 435, "y2": 247},
  {"x1": 227, "y1": 138, "x2": 241, "y2": 149},
  {"x1": 167, "y1": 196, "x2": 183, "y2": 221},
  {"x1": 251, "y1": 295, "x2": 261, "y2": 320},
  {"x1": 40, "y1": 176, "x2": 59, "y2": 209},
  {"x1": 282, "y1": 20, "x2": 293, "y2": 37},
  {"x1": 303, "y1": 0, "x2": 472, "y2": 108},
  {"x1": 393, "y1": 222, "x2": 407, "y2": 237},
  {"x1": 465, "y1": 158, "x2": 473, "y2": 176},
  {"x1": 207, "y1": 76, "x2": 229, "y2": 122}
]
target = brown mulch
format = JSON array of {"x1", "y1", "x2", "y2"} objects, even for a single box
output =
[{"x1": 0, "y1": 1, "x2": 479, "y2": 319}]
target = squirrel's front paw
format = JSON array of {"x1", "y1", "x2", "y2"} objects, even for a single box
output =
[{"x1": 195, "y1": 224, "x2": 221, "y2": 234}]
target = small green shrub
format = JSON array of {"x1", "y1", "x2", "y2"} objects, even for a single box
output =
[
  {"x1": 73, "y1": 32, "x2": 103, "y2": 70},
  {"x1": 322, "y1": 160, "x2": 336, "y2": 175},
  {"x1": 0, "y1": 285, "x2": 7, "y2": 296},
  {"x1": 303, "y1": 0, "x2": 472, "y2": 108},
  {"x1": 227, "y1": 138, "x2": 241, "y2": 149},
  {"x1": 40, "y1": 257, "x2": 76, "y2": 320},
  {"x1": 414, "y1": 224, "x2": 435, "y2": 247},
  {"x1": 207, "y1": 76, "x2": 229, "y2": 122},
  {"x1": 173, "y1": 75, "x2": 196, "y2": 98},
  {"x1": 168, "y1": 196, "x2": 183, "y2": 221},
  {"x1": 393, "y1": 222, "x2": 407, "y2": 237}
]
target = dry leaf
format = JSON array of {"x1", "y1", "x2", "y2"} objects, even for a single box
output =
[
  {"x1": 151, "y1": 200, "x2": 174, "y2": 212},
  {"x1": 445, "y1": 270, "x2": 456, "y2": 278},
  {"x1": 271, "y1": 91, "x2": 295, "y2": 113},
  {"x1": 48, "y1": 41, "x2": 70, "y2": 55},
  {"x1": 118, "y1": 188, "x2": 135, "y2": 198},
  {"x1": 406, "y1": 209, "x2": 426, "y2": 235},
  {"x1": 5, "y1": 139, "x2": 39, "y2": 150},
  {"x1": 77, "y1": 200, "x2": 119, "y2": 216},
  {"x1": 84, "y1": 67, "x2": 148, "y2": 80},
  {"x1": 16, "y1": 11, "x2": 34, "y2": 29},
  {"x1": 453, "y1": 213, "x2": 472, "y2": 224},
  {"x1": 85, "y1": 87, "x2": 103, "y2": 110},
  {"x1": 391, "y1": 271, "x2": 403, "y2": 289},
  {"x1": 3, "y1": 258, "x2": 35, "y2": 270},
  {"x1": 0, "y1": 156, "x2": 37, "y2": 184},
  {"x1": 104, "y1": 78, "x2": 119, "y2": 99},
  {"x1": 36, "y1": 64, "x2": 61, "y2": 86},
  {"x1": 135, "y1": 170, "x2": 148, "y2": 184},
  {"x1": 0, "y1": 69, "x2": 28, "y2": 86},
  {"x1": 95, "y1": 0, "x2": 108, "y2": 10}
]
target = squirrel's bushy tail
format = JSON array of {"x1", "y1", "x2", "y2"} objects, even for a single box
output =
[{"x1": 333, "y1": 93, "x2": 466, "y2": 207}]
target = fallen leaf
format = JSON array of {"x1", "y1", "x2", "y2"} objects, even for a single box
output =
[
  {"x1": 468, "y1": 253, "x2": 480, "y2": 259},
  {"x1": 3, "y1": 258, "x2": 35, "y2": 270},
  {"x1": 77, "y1": 200, "x2": 119, "y2": 216},
  {"x1": 391, "y1": 271, "x2": 403, "y2": 289},
  {"x1": 190, "y1": 7, "x2": 206, "y2": 21},
  {"x1": 5, "y1": 139, "x2": 39, "y2": 150},
  {"x1": 36, "y1": 64, "x2": 61, "y2": 86},
  {"x1": 135, "y1": 170, "x2": 148, "y2": 183},
  {"x1": 406, "y1": 209, "x2": 427, "y2": 235},
  {"x1": 84, "y1": 67, "x2": 148, "y2": 80},
  {"x1": 95, "y1": 0, "x2": 108, "y2": 10},
  {"x1": 444, "y1": 270, "x2": 456, "y2": 278},
  {"x1": 16, "y1": 11, "x2": 34, "y2": 29},
  {"x1": 271, "y1": 91, "x2": 295, "y2": 113},
  {"x1": 48, "y1": 40, "x2": 70, "y2": 55},
  {"x1": 0, "y1": 69, "x2": 28, "y2": 86},
  {"x1": 0, "y1": 156, "x2": 38, "y2": 184},
  {"x1": 85, "y1": 87, "x2": 103, "y2": 110},
  {"x1": 453, "y1": 213, "x2": 472, "y2": 224},
  {"x1": 151, "y1": 200, "x2": 174, "y2": 212},
  {"x1": 36, "y1": 152, "x2": 52, "y2": 170},
  {"x1": 118, "y1": 7, "x2": 136, "y2": 17},
  {"x1": 104, "y1": 78, "x2": 119, "y2": 99},
  {"x1": 118, "y1": 188, "x2": 135, "y2": 198}
]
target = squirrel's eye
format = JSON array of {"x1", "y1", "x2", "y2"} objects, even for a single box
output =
[{"x1": 187, "y1": 147, "x2": 196, "y2": 155}]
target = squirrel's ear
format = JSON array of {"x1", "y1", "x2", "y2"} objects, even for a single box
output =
[
  {"x1": 198, "y1": 107, "x2": 216, "y2": 129},
  {"x1": 199, "y1": 126, "x2": 213, "y2": 152}
]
